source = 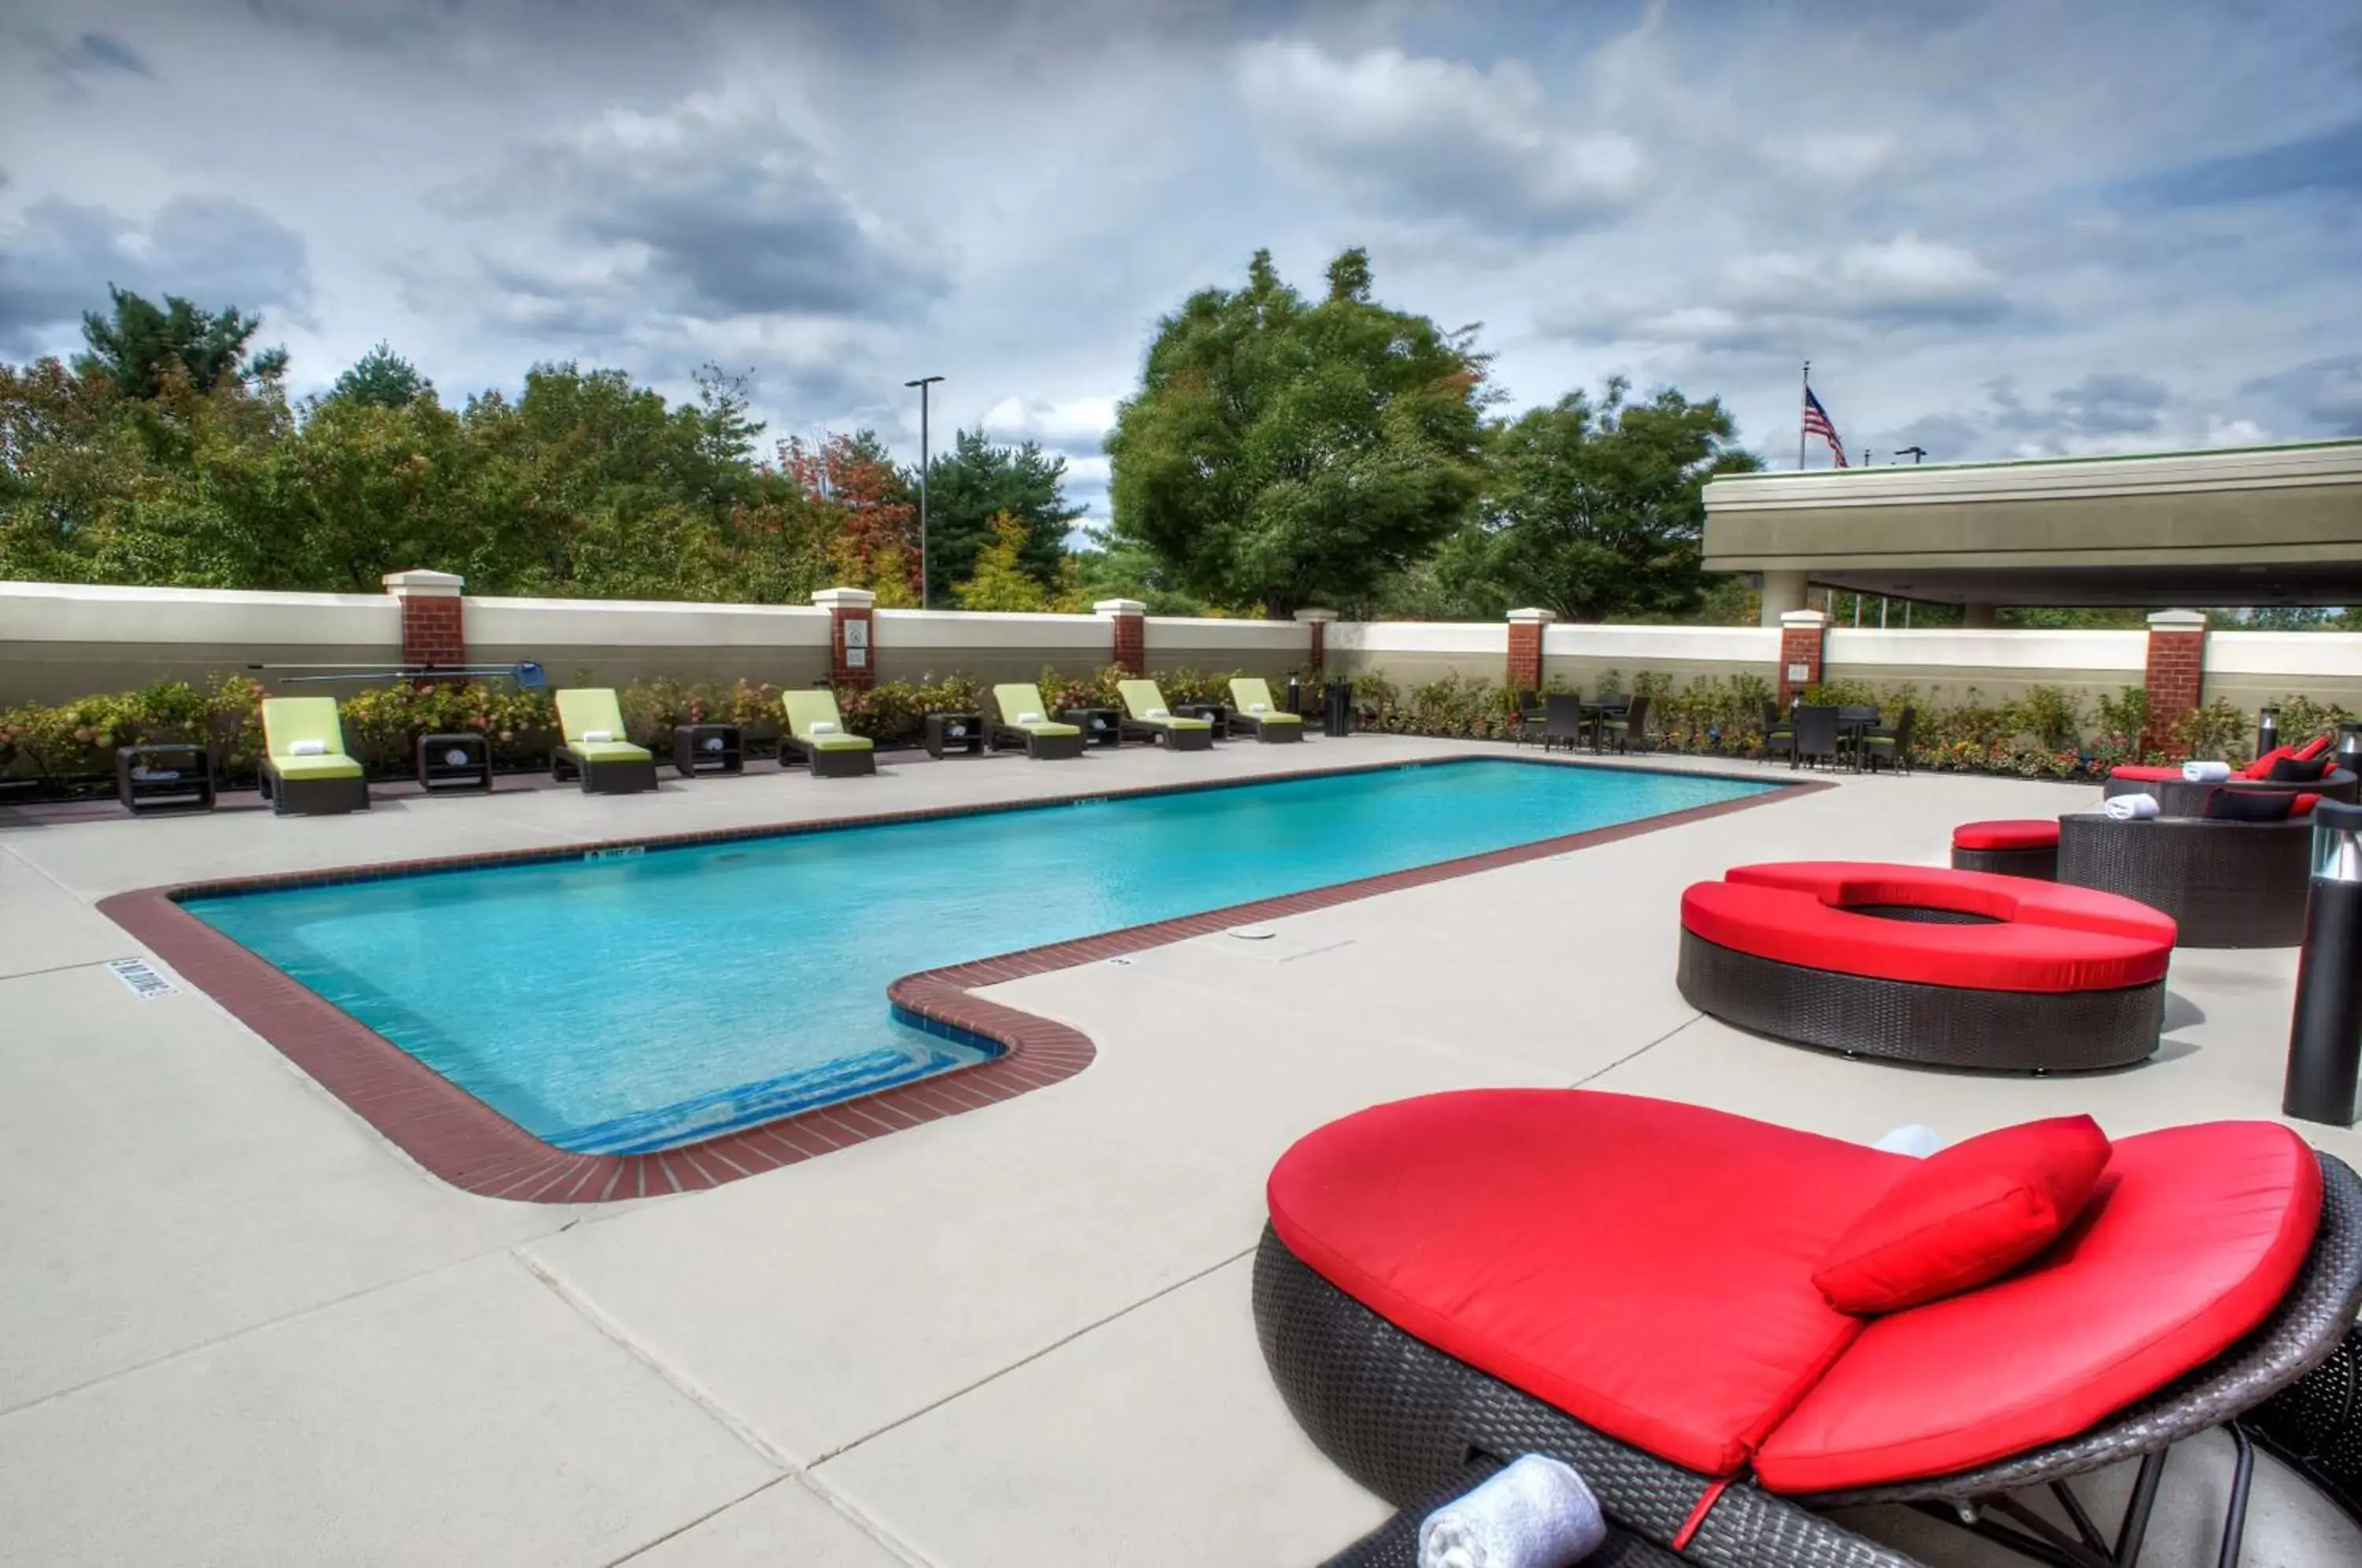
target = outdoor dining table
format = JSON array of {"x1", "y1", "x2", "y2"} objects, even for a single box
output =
[{"x1": 1836, "y1": 706, "x2": 1883, "y2": 771}]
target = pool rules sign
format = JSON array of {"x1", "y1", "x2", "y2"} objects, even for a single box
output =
[{"x1": 844, "y1": 618, "x2": 868, "y2": 668}]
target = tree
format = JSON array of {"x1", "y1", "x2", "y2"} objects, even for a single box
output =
[
  {"x1": 954, "y1": 512, "x2": 1061, "y2": 611},
  {"x1": 1470, "y1": 379, "x2": 1760, "y2": 623},
  {"x1": 327, "y1": 343, "x2": 431, "y2": 409},
  {"x1": 76, "y1": 286, "x2": 287, "y2": 400},
  {"x1": 914, "y1": 429, "x2": 1083, "y2": 605},
  {"x1": 783, "y1": 430, "x2": 922, "y2": 606},
  {"x1": 1103, "y1": 246, "x2": 1492, "y2": 619}
]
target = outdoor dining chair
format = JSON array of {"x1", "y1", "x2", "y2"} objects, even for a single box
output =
[
  {"x1": 1542, "y1": 693, "x2": 1587, "y2": 752},
  {"x1": 1790, "y1": 704, "x2": 1843, "y2": 770}
]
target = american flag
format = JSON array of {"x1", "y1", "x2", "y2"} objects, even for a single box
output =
[{"x1": 1802, "y1": 386, "x2": 1847, "y2": 468}]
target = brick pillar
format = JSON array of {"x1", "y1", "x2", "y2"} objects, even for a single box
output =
[
  {"x1": 2142, "y1": 609, "x2": 2208, "y2": 756},
  {"x1": 1096, "y1": 598, "x2": 1146, "y2": 675},
  {"x1": 812, "y1": 587, "x2": 878, "y2": 690},
  {"x1": 1294, "y1": 607, "x2": 1336, "y2": 678},
  {"x1": 382, "y1": 569, "x2": 465, "y2": 678},
  {"x1": 1506, "y1": 608, "x2": 1554, "y2": 693},
  {"x1": 1777, "y1": 608, "x2": 1829, "y2": 705}
]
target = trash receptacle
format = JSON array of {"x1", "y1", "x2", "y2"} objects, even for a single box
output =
[
  {"x1": 2285, "y1": 799, "x2": 2362, "y2": 1126},
  {"x1": 1323, "y1": 679, "x2": 1353, "y2": 738}
]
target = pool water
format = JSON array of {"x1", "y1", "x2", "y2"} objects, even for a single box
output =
[{"x1": 187, "y1": 760, "x2": 1773, "y2": 1155}]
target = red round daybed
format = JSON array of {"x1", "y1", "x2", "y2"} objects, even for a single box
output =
[
  {"x1": 1256, "y1": 1089, "x2": 2362, "y2": 1568},
  {"x1": 1677, "y1": 862, "x2": 2176, "y2": 1071}
]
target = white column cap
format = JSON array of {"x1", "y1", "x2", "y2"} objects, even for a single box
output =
[
  {"x1": 811, "y1": 587, "x2": 878, "y2": 610},
  {"x1": 1505, "y1": 607, "x2": 1557, "y2": 624},
  {"x1": 1293, "y1": 608, "x2": 1338, "y2": 624},
  {"x1": 380, "y1": 569, "x2": 464, "y2": 597},
  {"x1": 1093, "y1": 598, "x2": 1147, "y2": 616},
  {"x1": 2146, "y1": 608, "x2": 2208, "y2": 631},
  {"x1": 1779, "y1": 609, "x2": 1831, "y2": 629}
]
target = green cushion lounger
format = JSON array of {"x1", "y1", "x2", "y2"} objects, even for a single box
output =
[
  {"x1": 552, "y1": 689, "x2": 659, "y2": 794},
  {"x1": 1225, "y1": 677, "x2": 1303, "y2": 743},
  {"x1": 781, "y1": 690, "x2": 877, "y2": 778},
  {"x1": 1116, "y1": 679, "x2": 1215, "y2": 752},
  {"x1": 258, "y1": 696, "x2": 369, "y2": 816},
  {"x1": 990, "y1": 684, "x2": 1085, "y2": 760}
]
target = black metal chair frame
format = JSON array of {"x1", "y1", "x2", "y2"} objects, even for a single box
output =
[{"x1": 1261, "y1": 1146, "x2": 2362, "y2": 1568}]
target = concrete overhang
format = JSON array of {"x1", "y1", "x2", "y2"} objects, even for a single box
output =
[{"x1": 1702, "y1": 439, "x2": 2362, "y2": 605}]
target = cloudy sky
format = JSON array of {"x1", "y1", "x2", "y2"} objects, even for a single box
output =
[{"x1": 2, "y1": 0, "x2": 2356, "y2": 522}]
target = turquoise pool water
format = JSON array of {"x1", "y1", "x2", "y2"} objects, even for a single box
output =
[{"x1": 187, "y1": 760, "x2": 1773, "y2": 1155}]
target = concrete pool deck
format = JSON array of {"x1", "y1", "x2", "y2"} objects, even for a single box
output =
[{"x1": 2, "y1": 734, "x2": 2356, "y2": 1566}]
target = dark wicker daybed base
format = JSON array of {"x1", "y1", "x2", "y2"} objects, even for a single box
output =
[
  {"x1": 1257, "y1": 1148, "x2": 2362, "y2": 1568},
  {"x1": 259, "y1": 767, "x2": 370, "y2": 816},
  {"x1": 1230, "y1": 715, "x2": 1305, "y2": 743},
  {"x1": 780, "y1": 741, "x2": 877, "y2": 778},
  {"x1": 1124, "y1": 720, "x2": 1215, "y2": 751},
  {"x1": 1675, "y1": 929, "x2": 2161, "y2": 1072},
  {"x1": 992, "y1": 726, "x2": 1086, "y2": 760},
  {"x1": 1948, "y1": 844, "x2": 2057, "y2": 879},
  {"x1": 2057, "y1": 813, "x2": 2313, "y2": 948},
  {"x1": 552, "y1": 747, "x2": 658, "y2": 794}
]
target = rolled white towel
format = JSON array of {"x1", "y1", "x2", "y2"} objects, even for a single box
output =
[
  {"x1": 808, "y1": 720, "x2": 837, "y2": 734},
  {"x1": 1016, "y1": 711, "x2": 1044, "y2": 724},
  {"x1": 2103, "y1": 793, "x2": 2160, "y2": 821},
  {"x1": 2183, "y1": 760, "x2": 2232, "y2": 782},
  {"x1": 1146, "y1": 707, "x2": 1170, "y2": 719},
  {"x1": 289, "y1": 738, "x2": 328, "y2": 756},
  {"x1": 1249, "y1": 701, "x2": 1270, "y2": 713},
  {"x1": 1419, "y1": 1455, "x2": 1606, "y2": 1568},
  {"x1": 581, "y1": 729, "x2": 615, "y2": 743},
  {"x1": 1873, "y1": 1124, "x2": 1946, "y2": 1157}
]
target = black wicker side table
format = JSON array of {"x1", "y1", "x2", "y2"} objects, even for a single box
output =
[
  {"x1": 1061, "y1": 707, "x2": 1124, "y2": 748},
  {"x1": 923, "y1": 712, "x2": 984, "y2": 760},
  {"x1": 116, "y1": 743, "x2": 215, "y2": 815},
  {"x1": 416, "y1": 732, "x2": 494, "y2": 793},
  {"x1": 671, "y1": 723, "x2": 744, "y2": 777}
]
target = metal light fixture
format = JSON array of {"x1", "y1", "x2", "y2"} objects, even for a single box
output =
[
  {"x1": 905, "y1": 375, "x2": 944, "y2": 608},
  {"x1": 2338, "y1": 720, "x2": 2362, "y2": 772},
  {"x1": 2286, "y1": 800, "x2": 2362, "y2": 1126},
  {"x1": 2258, "y1": 704, "x2": 2282, "y2": 761}
]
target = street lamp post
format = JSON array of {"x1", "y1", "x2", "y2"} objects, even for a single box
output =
[{"x1": 905, "y1": 375, "x2": 944, "y2": 608}]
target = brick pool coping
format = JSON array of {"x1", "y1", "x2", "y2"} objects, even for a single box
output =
[{"x1": 98, "y1": 756, "x2": 1831, "y2": 1204}]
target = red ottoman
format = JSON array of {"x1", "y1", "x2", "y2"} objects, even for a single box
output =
[
  {"x1": 1951, "y1": 819, "x2": 2060, "y2": 879},
  {"x1": 1678, "y1": 862, "x2": 2175, "y2": 1071}
]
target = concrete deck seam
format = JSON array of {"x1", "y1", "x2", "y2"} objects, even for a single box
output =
[{"x1": 812, "y1": 1241, "x2": 1260, "y2": 1466}]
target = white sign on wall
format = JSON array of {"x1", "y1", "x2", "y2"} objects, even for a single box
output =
[
  {"x1": 844, "y1": 620, "x2": 869, "y2": 649},
  {"x1": 1786, "y1": 663, "x2": 1811, "y2": 682},
  {"x1": 846, "y1": 648, "x2": 867, "y2": 668}
]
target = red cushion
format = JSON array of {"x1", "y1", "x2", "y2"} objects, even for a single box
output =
[
  {"x1": 2109, "y1": 765, "x2": 2180, "y2": 782},
  {"x1": 2242, "y1": 745, "x2": 2297, "y2": 780},
  {"x1": 1683, "y1": 864, "x2": 2176, "y2": 993},
  {"x1": 2294, "y1": 793, "x2": 2322, "y2": 818},
  {"x1": 1756, "y1": 1122, "x2": 2322, "y2": 1492},
  {"x1": 1267, "y1": 1090, "x2": 1900, "y2": 1477},
  {"x1": 1812, "y1": 1117, "x2": 2113, "y2": 1314},
  {"x1": 1952, "y1": 819, "x2": 2060, "y2": 852},
  {"x1": 2299, "y1": 734, "x2": 2334, "y2": 761}
]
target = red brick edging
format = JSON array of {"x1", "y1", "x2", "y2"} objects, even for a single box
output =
[{"x1": 98, "y1": 757, "x2": 1827, "y2": 1204}]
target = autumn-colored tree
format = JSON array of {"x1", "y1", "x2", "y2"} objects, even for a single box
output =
[{"x1": 781, "y1": 430, "x2": 922, "y2": 605}]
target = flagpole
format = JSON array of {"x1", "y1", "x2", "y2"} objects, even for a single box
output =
[{"x1": 1798, "y1": 361, "x2": 1810, "y2": 471}]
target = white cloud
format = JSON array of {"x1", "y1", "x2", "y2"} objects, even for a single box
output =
[{"x1": 980, "y1": 394, "x2": 1118, "y2": 451}]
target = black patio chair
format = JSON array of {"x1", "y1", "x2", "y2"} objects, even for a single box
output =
[
  {"x1": 1762, "y1": 700, "x2": 1795, "y2": 764},
  {"x1": 1594, "y1": 693, "x2": 1653, "y2": 755},
  {"x1": 1857, "y1": 707, "x2": 1916, "y2": 775},
  {"x1": 1512, "y1": 689, "x2": 1548, "y2": 745},
  {"x1": 1790, "y1": 704, "x2": 1842, "y2": 770},
  {"x1": 1541, "y1": 693, "x2": 1587, "y2": 753}
]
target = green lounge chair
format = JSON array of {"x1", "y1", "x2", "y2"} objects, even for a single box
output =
[
  {"x1": 781, "y1": 690, "x2": 877, "y2": 778},
  {"x1": 1116, "y1": 679, "x2": 1214, "y2": 752},
  {"x1": 990, "y1": 684, "x2": 1085, "y2": 760},
  {"x1": 553, "y1": 689, "x2": 658, "y2": 794},
  {"x1": 1226, "y1": 677, "x2": 1303, "y2": 743},
  {"x1": 258, "y1": 697, "x2": 369, "y2": 815}
]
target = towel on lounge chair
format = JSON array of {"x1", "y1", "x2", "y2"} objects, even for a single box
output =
[
  {"x1": 2182, "y1": 760, "x2": 2231, "y2": 782},
  {"x1": 1418, "y1": 1454, "x2": 1605, "y2": 1568},
  {"x1": 2104, "y1": 793, "x2": 2160, "y2": 821},
  {"x1": 290, "y1": 738, "x2": 327, "y2": 756}
]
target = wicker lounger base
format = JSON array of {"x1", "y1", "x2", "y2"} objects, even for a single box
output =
[
  {"x1": 798, "y1": 745, "x2": 877, "y2": 778},
  {"x1": 1258, "y1": 1154, "x2": 2362, "y2": 1567},
  {"x1": 553, "y1": 750, "x2": 658, "y2": 794},
  {"x1": 263, "y1": 769, "x2": 370, "y2": 816},
  {"x1": 2057, "y1": 814, "x2": 2312, "y2": 948},
  {"x1": 1948, "y1": 844, "x2": 2057, "y2": 879},
  {"x1": 1676, "y1": 929, "x2": 2161, "y2": 1072},
  {"x1": 1128, "y1": 722, "x2": 1214, "y2": 752},
  {"x1": 1235, "y1": 719, "x2": 1303, "y2": 743},
  {"x1": 995, "y1": 727, "x2": 1085, "y2": 760}
]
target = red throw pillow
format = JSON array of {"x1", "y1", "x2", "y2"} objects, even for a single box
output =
[
  {"x1": 1813, "y1": 1115, "x2": 2113, "y2": 1314},
  {"x1": 2242, "y1": 746, "x2": 2297, "y2": 780},
  {"x1": 2298, "y1": 734, "x2": 2334, "y2": 762}
]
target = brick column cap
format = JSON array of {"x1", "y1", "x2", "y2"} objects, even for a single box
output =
[
  {"x1": 1292, "y1": 608, "x2": 1338, "y2": 623},
  {"x1": 1506, "y1": 607, "x2": 1557, "y2": 624},
  {"x1": 2147, "y1": 608, "x2": 2208, "y2": 631},
  {"x1": 381, "y1": 568, "x2": 463, "y2": 597},
  {"x1": 1779, "y1": 608, "x2": 1831, "y2": 628},
  {"x1": 1093, "y1": 598, "x2": 1146, "y2": 616},
  {"x1": 812, "y1": 586, "x2": 878, "y2": 609}
]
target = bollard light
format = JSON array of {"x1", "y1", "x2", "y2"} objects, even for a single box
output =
[
  {"x1": 2257, "y1": 704, "x2": 2281, "y2": 762},
  {"x1": 2285, "y1": 801, "x2": 2362, "y2": 1126},
  {"x1": 2338, "y1": 720, "x2": 2362, "y2": 773}
]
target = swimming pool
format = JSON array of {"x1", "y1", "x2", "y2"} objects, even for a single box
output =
[{"x1": 184, "y1": 760, "x2": 1777, "y2": 1156}]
